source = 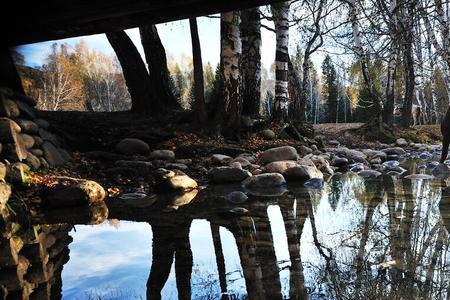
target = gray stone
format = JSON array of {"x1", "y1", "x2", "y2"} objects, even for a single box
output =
[
  {"x1": 12, "y1": 92, "x2": 37, "y2": 107},
  {"x1": 230, "y1": 157, "x2": 251, "y2": 167},
  {"x1": 382, "y1": 160, "x2": 400, "y2": 169},
  {"x1": 229, "y1": 162, "x2": 242, "y2": 169},
  {"x1": 59, "y1": 148, "x2": 71, "y2": 161},
  {"x1": 363, "y1": 149, "x2": 387, "y2": 161},
  {"x1": 30, "y1": 148, "x2": 44, "y2": 157},
  {"x1": 39, "y1": 128, "x2": 59, "y2": 146},
  {"x1": 236, "y1": 153, "x2": 256, "y2": 163},
  {"x1": 310, "y1": 155, "x2": 333, "y2": 175},
  {"x1": 25, "y1": 152, "x2": 41, "y2": 170},
  {"x1": 382, "y1": 147, "x2": 406, "y2": 156},
  {"x1": 117, "y1": 192, "x2": 157, "y2": 208},
  {"x1": 299, "y1": 145, "x2": 313, "y2": 154},
  {"x1": 0, "y1": 98, "x2": 20, "y2": 118},
  {"x1": 115, "y1": 138, "x2": 149, "y2": 155},
  {"x1": 284, "y1": 165, "x2": 323, "y2": 181},
  {"x1": 386, "y1": 171, "x2": 402, "y2": 177},
  {"x1": 226, "y1": 191, "x2": 248, "y2": 204},
  {"x1": 166, "y1": 163, "x2": 189, "y2": 171},
  {"x1": 175, "y1": 159, "x2": 192, "y2": 165},
  {"x1": 304, "y1": 178, "x2": 324, "y2": 189},
  {"x1": 43, "y1": 180, "x2": 106, "y2": 208},
  {"x1": 332, "y1": 157, "x2": 348, "y2": 167},
  {"x1": 229, "y1": 207, "x2": 249, "y2": 215},
  {"x1": 260, "y1": 146, "x2": 298, "y2": 164},
  {"x1": 114, "y1": 160, "x2": 153, "y2": 171},
  {"x1": 16, "y1": 101, "x2": 37, "y2": 119},
  {"x1": 431, "y1": 164, "x2": 450, "y2": 178},
  {"x1": 35, "y1": 118, "x2": 50, "y2": 129},
  {"x1": 328, "y1": 140, "x2": 340, "y2": 146},
  {"x1": 42, "y1": 141, "x2": 66, "y2": 167},
  {"x1": 209, "y1": 166, "x2": 252, "y2": 183},
  {"x1": 396, "y1": 138, "x2": 408, "y2": 147},
  {"x1": 350, "y1": 163, "x2": 365, "y2": 172},
  {"x1": 264, "y1": 160, "x2": 299, "y2": 174},
  {"x1": 39, "y1": 157, "x2": 50, "y2": 169},
  {"x1": 16, "y1": 119, "x2": 39, "y2": 134},
  {"x1": 20, "y1": 133, "x2": 34, "y2": 149},
  {"x1": 357, "y1": 170, "x2": 382, "y2": 178},
  {"x1": 370, "y1": 158, "x2": 382, "y2": 165},
  {"x1": 418, "y1": 152, "x2": 432, "y2": 160},
  {"x1": 33, "y1": 135, "x2": 43, "y2": 146},
  {"x1": 404, "y1": 174, "x2": 434, "y2": 180},
  {"x1": 211, "y1": 154, "x2": 232, "y2": 165},
  {"x1": 243, "y1": 173, "x2": 286, "y2": 189},
  {"x1": 149, "y1": 149, "x2": 175, "y2": 160},
  {"x1": 261, "y1": 129, "x2": 276, "y2": 140},
  {"x1": 344, "y1": 149, "x2": 367, "y2": 163},
  {"x1": 155, "y1": 168, "x2": 198, "y2": 191}
]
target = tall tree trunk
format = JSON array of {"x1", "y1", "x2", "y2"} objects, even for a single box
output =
[
  {"x1": 271, "y1": 2, "x2": 290, "y2": 122},
  {"x1": 189, "y1": 18, "x2": 207, "y2": 125},
  {"x1": 288, "y1": 58, "x2": 302, "y2": 120},
  {"x1": 139, "y1": 24, "x2": 179, "y2": 110},
  {"x1": 348, "y1": 0, "x2": 383, "y2": 124},
  {"x1": 106, "y1": 30, "x2": 154, "y2": 114},
  {"x1": 401, "y1": 38, "x2": 416, "y2": 128},
  {"x1": 240, "y1": 8, "x2": 262, "y2": 117},
  {"x1": 383, "y1": 44, "x2": 397, "y2": 125},
  {"x1": 221, "y1": 12, "x2": 242, "y2": 139}
]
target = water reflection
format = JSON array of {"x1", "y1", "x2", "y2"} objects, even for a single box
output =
[{"x1": 1, "y1": 170, "x2": 450, "y2": 299}]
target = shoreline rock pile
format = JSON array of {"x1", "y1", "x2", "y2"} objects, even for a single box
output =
[{"x1": 0, "y1": 88, "x2": 71, "y2": 182}]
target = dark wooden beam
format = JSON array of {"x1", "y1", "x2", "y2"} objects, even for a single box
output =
[{"x1": 5, "y1": 0, "x2": 283, "y2": 46}]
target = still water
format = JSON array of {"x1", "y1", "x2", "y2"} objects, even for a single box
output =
[{"x1": 2, "y1": 161, "x2": 450, "y2": 299}]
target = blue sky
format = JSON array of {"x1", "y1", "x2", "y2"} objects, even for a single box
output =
[{"x1": 15, "y1": 16, "x2": 281, "y2": 70}]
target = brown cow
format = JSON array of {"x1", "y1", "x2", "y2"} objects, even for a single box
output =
[{"x1": 441, "y1": 106, "x2": 450, "y2": 163}]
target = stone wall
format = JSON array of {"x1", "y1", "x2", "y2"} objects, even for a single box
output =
[
  {"x1": 0, "y1": 87, "x2": 70, "y2": 211},
  {"x1": 0, "y1": 221, "x2": 73, "y2": 300}
]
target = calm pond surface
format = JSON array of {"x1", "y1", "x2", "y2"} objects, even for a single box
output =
[{"x1": 2, "y1": 159, "x2": 450, "y2": 300}]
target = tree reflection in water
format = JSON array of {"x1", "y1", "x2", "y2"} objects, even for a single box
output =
[{"x1": 2, "y1": 172, "x2": 450, "y2": 299}]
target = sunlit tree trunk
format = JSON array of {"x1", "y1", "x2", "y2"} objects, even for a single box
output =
[
  {"x1": 139, "y1": 24, "x2": 179, "y2": 110},
  {"x1": 271, "y1": 2, "x2": 290, "y2": 122},
  {"x1": 221, "y1": 11, "x2": 242, "y2": 139},
  {"x1": 383, "y1": 44, "x2": 397, "y2": 125},
  {"x1": 189, "y1": 18, "x2": 207, "y2": 125},
  {"x1": 348, "y1": 0, "x2": 383, "y2": 124},
  {"x1": 106, "y1": 30, "x2": 154, "y2": 114},
  {"x1": 240, "y1": 8, "x2": 262, "y2": 117}
]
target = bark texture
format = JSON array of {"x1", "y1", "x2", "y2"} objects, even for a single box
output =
[
  {"x1": 221, "y1": 12, "x2": 243, "y2": 138},
  {"x1": 189, "y1": 18, "x2": 207, "y2": 125},
  {"x1": 106, "y1": 30, "x2": 154, "y2": 114},
  {"x1": 272, "y1": 2, "x2": 290, "y2": 122},
  {"x1": 241, "y1": 8, "x2": 262, "y2": 117},
  {"x1": 139, "y1": 24, "x2": 179, "y2": 110}
]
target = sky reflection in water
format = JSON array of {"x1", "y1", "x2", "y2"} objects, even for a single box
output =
[{"x1": 60, "y1": 172, "x2": 450, "y2": 299}]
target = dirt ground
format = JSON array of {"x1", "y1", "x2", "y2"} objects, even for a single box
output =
[{"x1": 314, "y1": 123, "x2": 442, "y2": 147}]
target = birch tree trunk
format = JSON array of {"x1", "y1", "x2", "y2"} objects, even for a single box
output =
[
  {"x1": 399, "y1": 2, "x2": 416, "y2": 128},
  {"x1": 139, "y1": 24, "x2": 179, "y2": 110},
  {"x1": 240, "y1": 8, "x2": 262, "y2": 117},
  {"x1": 348, "y1": 0, "x2": 383, "y2": 124},
  {"x1": 221, "y1": 11, "x2": 242, "y2": 139},
  {"x1": 383, "y1": 44, "x2": 397, "y2": 125},
  {"x1": 189, "y1": 18, "x2": 207, "y2": 125},
  {"x1": 271, "y1": 2, "x2": 290, "y2": 122},
  {"x1": 106, "y1": 30, "x2": 154, "y2": 114}
]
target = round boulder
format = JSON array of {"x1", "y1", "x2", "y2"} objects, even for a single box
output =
[{"x1": 115, "y1": 138, "x2": 150, "y2": 155}]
